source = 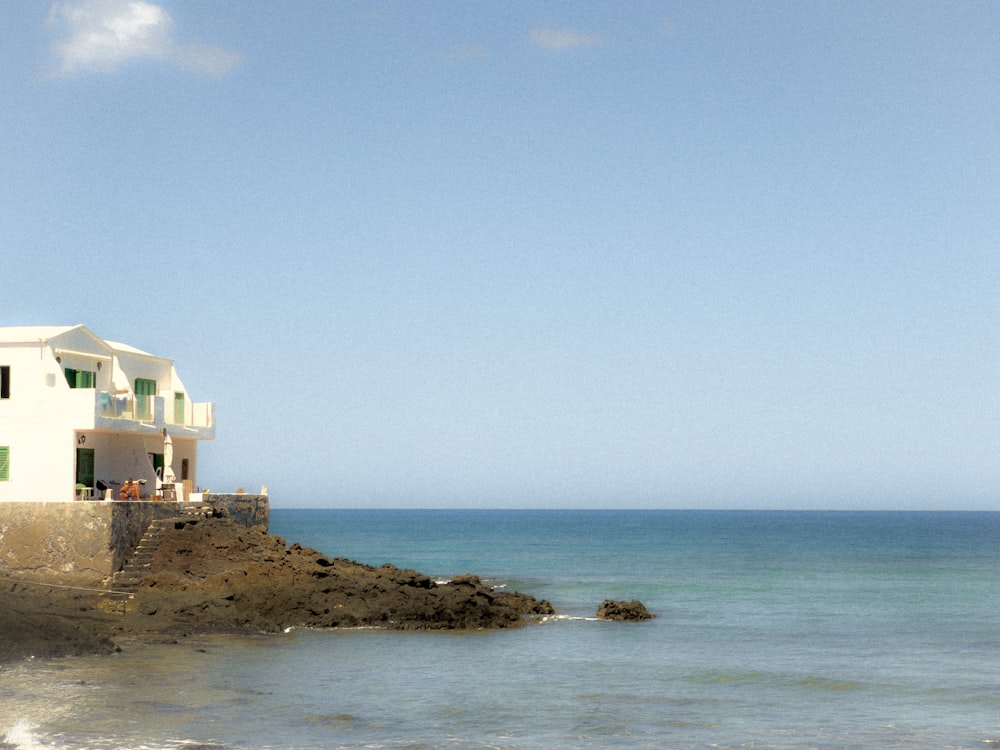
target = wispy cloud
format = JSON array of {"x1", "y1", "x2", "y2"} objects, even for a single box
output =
[
  {"x1": 528, "y1": 27, "x2": 604, "y2": 52},
  {"x1": 47, "y1": 0, "x2": 243, "y2": 77}
]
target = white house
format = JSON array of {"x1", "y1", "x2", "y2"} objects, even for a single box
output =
[{"x1": 0, "y1": 325, "x2": 214, "y2": 503}]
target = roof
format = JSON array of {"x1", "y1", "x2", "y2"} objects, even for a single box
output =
[
  {"x1": 0, "y1": 325, "x2": 83, "y2": 344},
  {"x1": 0, "y1": 326, "x2": 166, "y2": 361},
  {"x1": 105, "y1": 340, "x2": 160, "y2": 358}
]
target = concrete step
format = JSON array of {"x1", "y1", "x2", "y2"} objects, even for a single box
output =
[
  {"x1": 112, "y1": 506, "x2": 216, "y2": 590},
  {"x1": 113, "y1": 516, "x2": 188, "y2": 591}
]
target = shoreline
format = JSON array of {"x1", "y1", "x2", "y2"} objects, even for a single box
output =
[{"x1": 0, "y1": 515, "x2": 553, "y2": 663}]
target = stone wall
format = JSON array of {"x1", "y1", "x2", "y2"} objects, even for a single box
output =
[
  {"x1": 0, "y1": 502, "x2": 116, "y2": 587},
  {"x1": 203, "y1": 494, "x2": 269, "y2": 530},
  {"x1": 0, "y1": 495, "x2": 269, "y2": 588}
]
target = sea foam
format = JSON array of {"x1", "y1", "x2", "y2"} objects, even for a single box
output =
[{"x1": 2, "y1": 721, "x2": 60, "y2": 750}]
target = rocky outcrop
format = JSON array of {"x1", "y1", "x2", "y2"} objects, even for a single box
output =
[
  {"x1": 132, "y1": 516, "x2": 553, "y2": 633},
  {"x1": 0, "y1": 516, "x2": 555, "y2": 661},
  {"x1": 596, "y1": 599, "x2": 654, "y2": 621}
]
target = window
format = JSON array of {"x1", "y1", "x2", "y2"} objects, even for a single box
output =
[
  {"x1": 135, "y1": 378, "x2": 157, "y2": 420},
  {"x1": 134, "y1": 378, "x2": 157, "y2": 395},
  {"x1": 64, "y1": 368, "x2": 96, "y2": 388},
  {"x1": 174, "y1": 392, "x2": 185, "y2": 424},
  {"x1": 76, "y1": 448, "x2": 95, "y2": 488},
  {"x1": 0, "y1": 446, "x2": 8, "y2": 481},
  {"x1": 1, "y1": 366, "x2": 9, "y2": 399}
]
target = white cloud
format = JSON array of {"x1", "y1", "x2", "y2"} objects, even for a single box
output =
[
  {"x1": 48, "y1": 0, "x2": 243, "y2": 77},
  {"x1": 528, "y1": 27, "x2": 604, "y2": 52}
]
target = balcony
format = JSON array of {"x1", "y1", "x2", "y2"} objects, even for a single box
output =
[{"x1": 93, "y1": 390, "x2": 215, "y2": 437}]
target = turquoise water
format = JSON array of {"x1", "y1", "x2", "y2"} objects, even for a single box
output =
[{"x1": 3, "y1": 509, "x2": 1000, "y2": 748}]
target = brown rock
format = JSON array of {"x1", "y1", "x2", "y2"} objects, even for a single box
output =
[
  {"x1": 135, "y1": 516, "x2": 553, "y2": 633},
  {"x1": 0, "y1": 583, "x2": 121, "y2": 661},
  {"x1": 0, "y1": 516, "x2": 556, "y2": 662},
  {"x1": 596, "y1": 599, "x2": 655, "y2": 621}
]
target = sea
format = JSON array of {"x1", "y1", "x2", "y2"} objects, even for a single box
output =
[{"x1": 3, "y1": 509, "x2": 1000, "y2": 749}]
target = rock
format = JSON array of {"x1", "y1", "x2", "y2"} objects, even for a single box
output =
[
  {"x1": 596, "y1": 599, "x2": 654, "y2": 621},
  {"x1": 134, "y1": 516, "x2": 554, "y2": 632},
  {"x1": 0, "y1": 583, "x2": 121, "y2": 661},
  {"x1": 0, "y1": 517, "x2": 557, "y2": 662}
]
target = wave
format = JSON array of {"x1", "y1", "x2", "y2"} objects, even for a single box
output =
[
  {"x1": 0, "y1": 722, "x2": 230, "y2": 750},
  {"x1": 538, "y1": 614, "x2": 600, "y2": 623},
  {"x1": 1, "y1": 721, "x2": 57, "y2": 750}
]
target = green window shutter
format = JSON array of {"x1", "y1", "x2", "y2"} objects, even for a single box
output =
[
  {"x1": 76, "y1": 448, "x2": 95, "y2": 487},
  {"x1": 135, "y1": 378, "x2": 157, "y2": 396},
  {"x1": 0, "y1": 446, "x2": 9, "y2": 481},
  {"x1": 64, "y1": 368, "x2": 95, "y2": 388},
  {"x1": 174, "y1": 392, "x2": 185, "y2": 424},
  {"x1": 135, "y1": 378, "x2": 157, "y2": 420}
]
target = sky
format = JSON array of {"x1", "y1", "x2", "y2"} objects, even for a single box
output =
[{"x1": 2, "y1": 1, "x2": 999, "y2": 510}]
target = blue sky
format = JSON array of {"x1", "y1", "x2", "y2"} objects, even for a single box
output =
[{"x1": 3, "y1": 1, "x2": 999, "y2": 509}]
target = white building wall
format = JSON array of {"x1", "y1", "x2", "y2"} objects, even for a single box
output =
[
  {"x1": 113, "y1": 350, "x2": 175, "y2": 393},
  {"x1": 0, "y1": 341, "x2": 80, "y2": 502},
  {"x1": 0, "y1": 326, "x2": 212, "y2": 503}
]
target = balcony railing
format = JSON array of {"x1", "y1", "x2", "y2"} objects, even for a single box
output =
[{"x1": 96, "y1": 391, "x2": 214, "y2": 429}]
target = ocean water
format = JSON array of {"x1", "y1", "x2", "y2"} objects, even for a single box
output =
[{"x1": 3, "y1": 509, "x2": 1000, "y2": 749}]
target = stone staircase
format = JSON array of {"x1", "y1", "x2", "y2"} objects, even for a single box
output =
[{"x1": 112, "y1": 504, "x2": 212, "y2": 591}]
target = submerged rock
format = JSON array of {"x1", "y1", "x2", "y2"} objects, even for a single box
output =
[{"x1": 596, "y1": 599, "x2": 654, "y2": 621}]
